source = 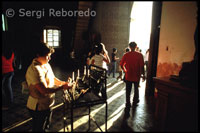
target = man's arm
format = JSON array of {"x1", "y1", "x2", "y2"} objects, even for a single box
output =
[
  {"x1": 103, "y1": 53, "x2": 110, "y2": 64},
  {"x1": 114, "y1": 55, "x2": 119, "y2": 61},
  {"x1": 31, "y1": 83, "x2": 63, "y2": 95},
  {"x1": 120, "y1": 55, "x2": 126, "y2": 72},
  {"x1": 32, "y1": 81, "x2": 73, "y2": 95},
  {"x1": 54, "y1": 77, "x2": 66, "y2": 86}
]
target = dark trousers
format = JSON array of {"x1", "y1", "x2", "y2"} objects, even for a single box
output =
[
  {"x1": 125, "y1": 81, "x2": 139, "y2": 105},
  {"x1": 28, "y1": 107, "x2": 52, "y2": 132},
  {"x1": 2, "y1": 72, "x2": 14, "y2": 106},
  {"x1": 109, "y1": 62, "x2": 117, "y2": 78}
]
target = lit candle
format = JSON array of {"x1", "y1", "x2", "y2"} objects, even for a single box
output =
[
  {"x1": 88, "y1": 69, "x2": 90, "y2": 76},
  {"x1": 72, "y1": 72, "x2": 74, "y2": 81},
  {"x1": 77, "y1": 69, "x2": 80, "y2": 78},
  {"x1": 84, "y1": 66, "x2": 86, "y2": 75}
]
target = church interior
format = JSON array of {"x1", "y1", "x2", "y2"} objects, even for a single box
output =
[{"x1": 2, "y1": 1, "x2": 198, "y2": 132}]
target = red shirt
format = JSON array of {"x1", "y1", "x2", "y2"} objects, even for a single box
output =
[
  {"x1": 2, "y1": 53, "x2": 15, "y2": 74},
  {"x1": 120, "y1": 51, "x2": 144, "y2": 82}
]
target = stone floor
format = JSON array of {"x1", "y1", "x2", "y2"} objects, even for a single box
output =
[{"x1": 2, "y1": 64, "x2": 157, "y2": 132}]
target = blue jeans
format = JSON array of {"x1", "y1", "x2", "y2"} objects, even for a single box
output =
[
  {"x1": 109, "y1": 62, "x2": 117, "y2": 78},
  {"x1": 2, "y1": 72, "x2": 14, "y2": 106}
]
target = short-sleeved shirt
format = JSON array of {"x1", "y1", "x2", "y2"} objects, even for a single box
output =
[
  {"x1": 91, "y1": 54, "x2": 108, "y2": 70},
  {"x1": 26, "y1": 58, "x2": 55, "y2": 111},
  {"x1": 120, "y1": 51, "x2": 144, "y2": 82},
  {"x1": 111, "y1": 53, "x2": 116, "y2": 62}
]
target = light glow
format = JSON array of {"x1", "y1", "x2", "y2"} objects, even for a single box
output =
[{"x1": 129, "y1": 1, "x2": 153, "y2": 54}]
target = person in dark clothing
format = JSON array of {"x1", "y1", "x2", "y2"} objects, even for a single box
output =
[
  {"x1": 2, "y1": 32, "x2": 16, "y2": 110},
  {"x1": 109, "y1": 48, "x2": 119, "y2": 78},
  {"x1": 2, "y1": 44, "x2": 15, "y2": 110}
]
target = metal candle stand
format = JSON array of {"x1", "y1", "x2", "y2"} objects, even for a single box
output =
[{"x1": 62, "y1": 64, "x2": 108, "y2": 132}]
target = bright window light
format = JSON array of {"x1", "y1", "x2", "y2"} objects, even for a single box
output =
[
  {"x1": 43, "y1": 28, "x2": 61, "y2": 47},
  {"x1": 129, "y1": 1, "x2": 153, "y2": 54}
]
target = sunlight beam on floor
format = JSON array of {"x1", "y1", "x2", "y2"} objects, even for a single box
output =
[
  {"x1": 59, "y1": 87, "x2": 126, "y2": 132},
  {"x1": 94, "y1": 104, "x2": 124, "y2": 132},
  {"x1": 106, "y1": 80, "x2": 123, "y2": 93}
]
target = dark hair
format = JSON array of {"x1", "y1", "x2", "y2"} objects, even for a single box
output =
[
  {"x1": 94, "y1": 43, "x2": 103, "y2": 55},
  {"x1": 35, "y1": 42, "x2": 55, "y2": 57},
  {"x1": 2, "y1": 44, "x2": 14, "y2": 59},
  {"x1": 125, "y1": 47, "x2": 130, "y2": 53},
  {"x1": 113, "y1": 48, "x2": 117, "y2": 52},
  {"x1": 129, "y1": 42, "x2": 137, "y2": 49}
]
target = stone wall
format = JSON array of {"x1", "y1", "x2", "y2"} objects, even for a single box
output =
[{"x1": 91, "y1": 1, "x2": 132, "y2": 71}]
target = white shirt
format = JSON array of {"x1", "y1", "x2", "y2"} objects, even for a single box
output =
[
  {"x1": 26, "y1": 59, "x2": 55, "y2": 111},
  {"x1": 91, "y1": 54, "x2": 108, "y2": 70}
]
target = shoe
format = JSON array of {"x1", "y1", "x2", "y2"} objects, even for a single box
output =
[
  {"x1": 132, "y1": 99, "x2": 140, "y2": 105},
  {"x1": 124, "y1": 109, "x2": 130, "y2": 118}
]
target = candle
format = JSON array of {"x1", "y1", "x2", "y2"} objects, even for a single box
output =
[
  {"x1": 77, "y1": 69, "x2": 80, "y2": 78},
  {"x1": 72, "y1": 72, "x2": 74, "y2": 81},
  {"x1": 84, "y1": 66, "x2": 86, "y2": 75},
  {"x1": 88, "y1": 69, "x2": 90, "y2": 76}
]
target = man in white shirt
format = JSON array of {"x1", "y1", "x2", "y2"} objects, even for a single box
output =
[{"x1": 26, "y1": 42, "x2": 74, "y2": 132}]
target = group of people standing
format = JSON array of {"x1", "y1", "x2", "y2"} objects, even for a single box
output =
[
  {"x1": 2, "y1": 35, "x2": 149, "y2": 131},
  {"x1": 87, "y1": 42, "x2": 149, "y2": 109}
]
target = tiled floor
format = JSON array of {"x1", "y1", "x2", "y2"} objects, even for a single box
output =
[{"x1": 2, "y1": 64, "x2": 157, "y2": 132}]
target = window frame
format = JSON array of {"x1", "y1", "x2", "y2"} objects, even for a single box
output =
[{"x1": 43, "y1": 26, "x2": 61, "y2": 48}]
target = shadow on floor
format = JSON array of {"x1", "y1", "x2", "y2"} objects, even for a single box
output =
[{"x1": 2, "y1": 65, "x2": 157, "y2": 132}]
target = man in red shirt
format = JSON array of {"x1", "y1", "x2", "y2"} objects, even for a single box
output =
[{"x1": 120, "y1": 42, "x2": 145, "y2": 108}]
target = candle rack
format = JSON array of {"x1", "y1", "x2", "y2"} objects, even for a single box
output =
[{"x1": 62, "y1": 64, "x2": 108, "y2": 132}]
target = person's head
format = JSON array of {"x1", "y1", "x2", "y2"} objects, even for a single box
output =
[
  {"x1": 129, "y1": 42, "x2": 137, "y2": 51},
  {"x1": 113, "y1": 48, "x2": 117, "y2": 53},
  {"x1": 125, "y1": 47, "x2": 130, "y2": 53},
  {"x1": 35, "y1": 42, "x2": 55, "y2": 64},
  {"x1": 94, "y1": 43, "x2": 103, "y2": 55}
]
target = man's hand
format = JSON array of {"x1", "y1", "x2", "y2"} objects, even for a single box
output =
[
  {"x1": 67, "y1": 77, "x2": 72, "y2": 84},
  {"x1": 62, "y1": 81, "x2": 75, "y2": 90}
]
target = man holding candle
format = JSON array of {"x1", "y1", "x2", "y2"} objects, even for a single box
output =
[{"x1": 25, "y1": 42, "x2": 74, "y2": 132}]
